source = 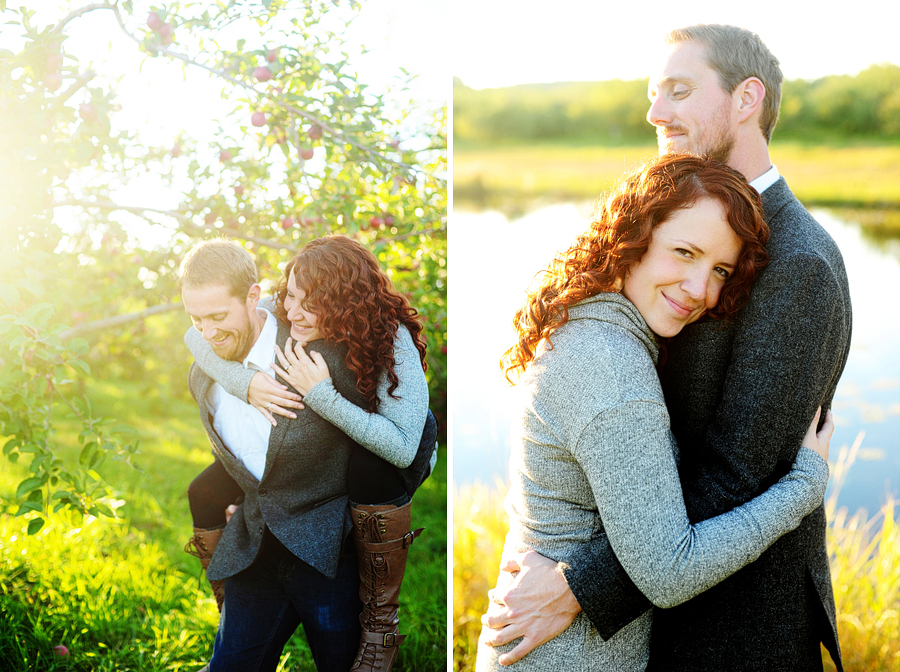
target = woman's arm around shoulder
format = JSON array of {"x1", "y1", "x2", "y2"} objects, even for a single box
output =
[{"x1": 302, "y1": 324, "x2": 428, "y2": 468}]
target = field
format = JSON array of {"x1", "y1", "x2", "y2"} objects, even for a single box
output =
[
  {"x1": 0, "y1": 378, "x2": 448, "y2": 672},
  {"x1": 453, "y1": 142, "x2": 900, "y2": 212},
  {"x1": 452, "y1": 439, "x2": 900, "y2": 672}
]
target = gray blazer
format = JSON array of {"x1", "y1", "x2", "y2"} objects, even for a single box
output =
[
  {"x1": 564, "y1": 178, "x2": 851, "y2": 671},
  {"x1": 188, "y1": 321, "x2": 367, "y2": 581}
]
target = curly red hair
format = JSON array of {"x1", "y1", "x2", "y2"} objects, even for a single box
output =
[
  {"x1": 275, "y1": 235, "x2": 427, "y2": 411},
  {"x1": 501, "y1": 154, "x2": 769, "y2": 383}
]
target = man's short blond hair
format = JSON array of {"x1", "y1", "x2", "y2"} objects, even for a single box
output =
[
  {"x1": 667, "y1": 24, "x2": 783, "y2": 143},
  {"x1": 178, "y1": 239, "x2": 258, "y2": 298}
]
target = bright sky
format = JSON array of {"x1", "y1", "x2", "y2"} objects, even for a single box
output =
[{"x1": 452, "y1": 0, "x2": 900, "y2": 89}]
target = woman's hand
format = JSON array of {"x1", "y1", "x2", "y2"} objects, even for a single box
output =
[
  {"x1": 803, "y1": 407, "x2": 834, "y2": 462},
  {"x1": 271, "y1": 336, "x2": 332, "y2": 397},
  {"x1": 248, "y1": 371, "x2": 304, "y2": 427}
]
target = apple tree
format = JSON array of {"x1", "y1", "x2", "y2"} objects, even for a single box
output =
[{"x1": 0, "y1": 0, "x2": 446, "y2": 533}]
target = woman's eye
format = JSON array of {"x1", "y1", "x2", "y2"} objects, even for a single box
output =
[
  {"x1": 714, "y1": 267, "x2": 731, "y2": 279},
  {"x1": 675, "y1": 248, "x2": 693, "y2": 258},
  {"x1": 673, "y1": 88, "x2": 690, "y2": 99}
]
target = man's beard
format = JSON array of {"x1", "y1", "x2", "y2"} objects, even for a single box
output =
[
  {"x1": 659, "y1": 127, "x2": 735, "y2": 164},
  {"x1": 213, "y1": 323, "x2": 256, "y2": 362}
]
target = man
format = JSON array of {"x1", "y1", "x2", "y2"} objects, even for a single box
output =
[
  {"x1": 179, "y1": 239, "x2": 364, "y2": 671},
  {"x1": 481, "y1": 24, "x2": 850, "y2": 671}
]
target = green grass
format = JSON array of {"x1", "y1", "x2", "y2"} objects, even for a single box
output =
[
  {"x1": 0, "y1": 377, "x2": 447, "y2": 671},
  {"x1": 454, "y1": 142, "x2": 900, "y2": 212},
  {"x1": 452, "y1": 441, "x2": 900, "y2": 672}
]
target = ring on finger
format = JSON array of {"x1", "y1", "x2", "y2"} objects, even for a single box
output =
[{"x1": 265, "y1": 402, "x2": 272, "y2": 410}]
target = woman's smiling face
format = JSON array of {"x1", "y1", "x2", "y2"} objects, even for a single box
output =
[
  {"x1": 622, "y1": 197, "x2": 742, "y2": 338},
  {"x1": 283, "y1": 268, "x2": 323, "y2": 344}
]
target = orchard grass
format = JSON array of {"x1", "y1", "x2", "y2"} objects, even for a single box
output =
[
  {"x1": 453, "y1": 142, "x2": 900, "y2": 212},
  {"x1": 0, "y1": 377, "x2": 447, "y2": 672},
  {"x1": 452, "y1": 439, "x2": 899, "y2": 672}
]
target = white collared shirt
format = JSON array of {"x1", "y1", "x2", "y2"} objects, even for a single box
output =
[
  {"x1": 206, "y1": 309, "x2": 277, "y2": 481},
  {"x1": 749, "y1": 164, "x2": 780, "y2": 194}
]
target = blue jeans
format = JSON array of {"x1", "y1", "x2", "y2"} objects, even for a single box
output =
[{"x1": 209, "y1": 529, "x2": 361, "y2": 672}]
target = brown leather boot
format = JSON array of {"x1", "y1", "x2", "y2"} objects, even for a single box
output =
[
  {"x1": 184, "y1": 527, "x2": 226, "y2": 612},
  {"x1": 350, "y1": 501, "x2": 423, "y2": 672}
]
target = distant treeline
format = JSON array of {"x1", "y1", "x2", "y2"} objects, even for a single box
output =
[{"x1": 453, "y1": 65, "x2": 900, "y2": 145}]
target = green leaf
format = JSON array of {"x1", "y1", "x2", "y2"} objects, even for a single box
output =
[
  {"x1": 15, "y1": 476, "x2": 43, "y2": 500},
  {"x1": 27, "y1": 517, "x2": 45, "y2": 535},
  {"x1": 0, "y1": 283, "x2": 20, "y2": 307},
  {"x1": 70, "y1": 359, "x2": 91, "y2": 375},
  {"x1": 15, "y1": 501, "x2": 42, "y2": 516}
]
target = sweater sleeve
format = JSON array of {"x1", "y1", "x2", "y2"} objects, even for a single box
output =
[
  {"x1": 184, "y1": 325, "x2": 255, "y2": 402},
  {"x1": 300, "y1": 325, "x2": 428, "y2": 468},
  {"x1": 572, "y1": 399, "x2": 828, "y2": 610}
]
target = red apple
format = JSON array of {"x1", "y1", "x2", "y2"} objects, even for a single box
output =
[
  {"x1": 53, "y1": 645, "x2": 68, "y2": 657},
  {"x1": 281, "y1": 216, "x2": 294, "y2": 230},
  {"x1": 234, "y1": 184, "x2": 245, "y2": 196},
  {"x1": 253, "y1": 66, "x2": 272, "y2": 82},
  {"x1": 46, "y1": 52, "x2": 64, "y2": 71},
  {"x1": 219, "y1": 149, "x2": 232, "y2": 162},
  {"x1": 300, "y1": 147, "x2": 314, "y2": 161},
  {"x1": 251, "y1": 111, "x2": 267, "y2": 127},
  {"x1": 78, "y1": 103, "x2": 97, "y2": 123},
  {"x1": 158, "y1": 22, "x2": 173, "y2": 39},
  {"x1": 44, "y1": 72, "x2": 62, "y2": 91},
  {"x1": 383, "y1": 215, "x2": 395, "y2": 226},
  {"x1": 204, "y1": 212, "x2": 217, "y2": 225},
  {"x1": 267, "y1": 49, "x2": 279, "y2": 63},
  {"x1": 170, "y1": 143, "x2": 182, "y2": 158},
  {"x1": 307, "y1": 125, "x2": 322, "y2": 141},
  {"x1": 147, "y1": 12, "x2": 162, "y2": 30},
  {"x1": 369, "y1": 217, "x2": 383, "y2": 229}
]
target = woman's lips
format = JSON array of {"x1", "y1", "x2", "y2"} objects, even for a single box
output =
[{"x1": 663, "y1": 293, "x2": 695, "y2": 317}]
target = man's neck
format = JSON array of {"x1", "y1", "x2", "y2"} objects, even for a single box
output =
[
  {"x1": 728, "y1": 131, "x2": 773, "y2": 183},
  {"x1": 233, "y1": 308, "x2": 267, "y2": 363}
]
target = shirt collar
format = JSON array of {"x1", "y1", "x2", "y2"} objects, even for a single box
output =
[
  {"x1": 749, "y1": 164, "x2": 780, "y2": 194},
  {"x1": 242, "y1": 308, "x2": 277, "y2": 371}
]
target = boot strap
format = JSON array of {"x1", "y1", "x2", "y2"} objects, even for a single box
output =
[
  {"x1": 357, "y1": 527, "x2": 424, "y2": 553},
  {"x1": 360, "y1": 630, "x2": 407, "y2": 647}
]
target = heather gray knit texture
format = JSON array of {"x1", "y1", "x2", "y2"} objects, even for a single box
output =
[
  {"x1": 475, "y1": 292, "x2": 828, "y2": 672},
  {"x1": 186, "y1": 316, "x2": 428, "y2": 469}
]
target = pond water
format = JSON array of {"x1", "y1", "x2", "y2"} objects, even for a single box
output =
[{"x1": 450, "y1": 204, "x2": 900, "y2": 516}]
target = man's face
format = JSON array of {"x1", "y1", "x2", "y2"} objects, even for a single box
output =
[
  {"x1": 182, "y1": 283, "x2": 259, "y2": 362},
  {"x1": 647, "y1": 41, "x2": 737, "y2": 163}
]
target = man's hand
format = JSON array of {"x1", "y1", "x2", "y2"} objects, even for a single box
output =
[
  {"x1": 481, "y1": 550, "x2": 581, "y2": 665},
  {"x1": 248, "y1": 371, "x2": 304, "y2": 426}
]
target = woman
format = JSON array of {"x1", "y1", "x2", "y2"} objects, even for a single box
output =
[
  {"x1": 475, "y1": 155, "x2": 832, "y2": 671},
  {"x1": 185, "y1": 235, "x2": 431, "y2": 672}
]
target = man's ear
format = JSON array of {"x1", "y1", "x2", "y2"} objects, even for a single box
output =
[
  {"x1": 246, "y1": 282, "x2": 262, "y2": 309},
  {"x1": 735, "y1": 77, "x2": 765, "y2": 124}
]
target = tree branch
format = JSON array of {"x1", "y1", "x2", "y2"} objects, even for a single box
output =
[
  {"x1": 107, "y1": 3, "x2": 445, "y2": 183},
  {"x1": 59, "y1": 302, "x2": 184, "y2": 340},
  {"x1": 51, "y1": 2, "x2": 112, "y2": 34}
]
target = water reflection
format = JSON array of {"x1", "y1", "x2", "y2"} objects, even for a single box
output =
[{"x1": 450, "y1": 205, "x2": 900, "y2": 516}]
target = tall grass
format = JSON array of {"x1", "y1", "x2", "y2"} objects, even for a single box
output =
[{"x1": 452, "y1": 435, "x2": 900, "y2": 672}]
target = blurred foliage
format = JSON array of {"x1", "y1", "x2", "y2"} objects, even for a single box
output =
[
  {"x1": 0, "y1": 0, "x2": 446, "y2": 533},
  {"x1": 453, "y1": 65, "x2": 900, "y2": 146}
]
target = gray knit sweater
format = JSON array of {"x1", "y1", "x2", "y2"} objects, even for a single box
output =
[
  {"x1": 475, "y1": 293, "x2": 828, "y2": 672},
  {"x1": 184, "y1": 311, "x2": 428, "y2": 469}
]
